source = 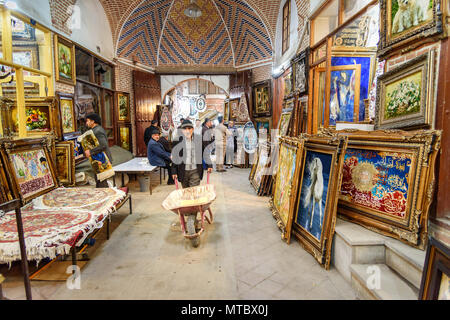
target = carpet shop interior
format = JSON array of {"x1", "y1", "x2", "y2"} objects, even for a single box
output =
[{"x1": 0, "y1": 0, "x2": 449, "y2": 302}]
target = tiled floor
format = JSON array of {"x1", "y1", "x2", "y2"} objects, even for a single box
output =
[{"x1": 0, "y1": 168, "x2": 357, "y2": 300}]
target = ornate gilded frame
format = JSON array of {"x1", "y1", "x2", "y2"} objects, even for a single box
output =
[
  {"x1": 337, "y1": 129, "x2": 441, "y2": 249},
  {"x1": 378, "y1": 0, "x2": 444, "y2": 59},
  {"x1": 269, "y1": 136, "x2": 304, "y2": 244},
  {"x1": 55, "y1": 141, "x2": 75, "y2": 187},
  {"x1": 252, "y1": 80, "x2": 272, "y2": 117},
  {"x1": 117, "y1": 92, "x2": 131, "y2": 123},
  {"x1": 0, "y1": 139, "x2": 14, "y2": 204},
  {"x1": 291, "y1": 132, "x2": 348, "y2": 269},
  {"x1": 419, "y1": 237, "x2": 450, "y2": 300},
  {"x1": 229, "y1": 98, "x2": 240, "y2": 121},
  {"x1": 118, "y1": 122, "x2": 132, "y2": 152},
  {"x1": 0, "y1": 137, "x2": 59, "y2": 204},
  {"x1": 251, "y1": 142, "x2": 271, "y2": 194},
  {"x1": 284, "y1": 69, "x2": 293, "y2": 99},
  {"x1": 292, "y1": 48, "x2": 309, "y2": 95},
  {"x1": 375, "y1": 51, "x2": 434, "y2": 130},
  {"x1": 57, "y1": 92, "x2": 77, "y2": 136},
  {"x1": 54, "y1": 34, "x2": 76, "y2": 86}
]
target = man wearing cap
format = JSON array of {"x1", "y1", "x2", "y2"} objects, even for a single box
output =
[
  {"x1": 144, "y1": 119, "x2": 159, "y2": 147},
  {"x1": 147, "y1": 126, "x2": 175, "y2": 185},
  {"x1": 171, "y1": 119, "x2": 212, "y2": 189}
]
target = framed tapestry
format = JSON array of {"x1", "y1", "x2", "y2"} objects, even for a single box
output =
[
  {"x1": 118, "y1": 123, "x2": 132, "y2": 152},
  {"x1": 0, "y1": 142, "x2": 14, "y2": 204},
  {"x1": 284, "y1": 69, "x2": 293, "y2": 98},
  {"x1": 63, "y1": 132, "x2": 85, "y2": 165},
  {"x1": 237, "y1": 93, "x2": 250, "y2": 123},
  {"x1": 0, "y1": 138, "x2": 59, "y2": 204},
  {"x1": 254, "y1": 117, "x2": 272, "y2": 143},
  {"x1": 117, "y1": 92, "x2": 131, "y2": 122},
  {"x1": 337, "y1": 129, "x2": 441, "y2": 248},
  {"x1": 292, "y1": 49, "x2": 309, "y2": 95},
  {"x1": 270, "y1": 136, "x2": 304, "y2": 243},
  {"x1": 55, "y1": 141, "x2": 75, "y2": 187},
  {"x1": 419, "y1": 237, "x2": 450, "y2": 300},
  {"x1": 292, "y1": 133, "x2": 348, "y2": 269},
  {"x1": 224, "y1": 100, "x2": 230, "y2": 122},
  {"x1": 251, "y1": 142, "x2": 272, "y2": 194},
  {"x1": 278, "y1": 111, "x2": 292, "y2": 137},
  {"x1": 57, "y1": 92, "x2": 76, "y2": 136},
  {"x1": 375, "y1": 51, "x2": 435, "y2": 130},
  {"x1": 378, "y1": 0, "x2": 444, "y2": 58},
  {"x1": 54, "y1": 34, "x2": 76, "y2": 86},
  {"x1": 243, "y1": 121, "x2": 258, "y2": 154},
  {"x1": 252, "y1": 80, "x2": 272, "y2": 117},
  {"x1": 229, "y1": 98, "x2": 240, "y2": 121}
]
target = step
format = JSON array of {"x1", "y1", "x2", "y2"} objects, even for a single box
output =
[
  {"x1": 332, "y1": 219, "x2": 387, "y2": 282},
  {"x1": 350, "y1": 264, "x2": 418, "y2": 300},
  {"x1": 385, "y1": 239, "x2": 426, "y2": 290}
]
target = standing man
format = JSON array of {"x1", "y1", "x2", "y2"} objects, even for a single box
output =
[
  {"x1": 194, "y1": 119, "x2": 202, "y2": 136},
  {"x1": 214, "y1": 116, "x2": 229, "y2": 172},
  {"x1": 147, "y1": 126, "x2": 175, "y2": 185},
  {"x1": 84, "y1": 113, "x2": 112, "y2": 188},
  {"x1": 171, "y1": 120, "x2": 212, "y2": 189},
  {"x1": 225, "y1": 120, "x2": 237, "y2": 169}
]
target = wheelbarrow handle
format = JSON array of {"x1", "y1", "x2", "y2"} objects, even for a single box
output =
[{"x1": 175, "y1": 178, "x2": 179, "y2": 190}]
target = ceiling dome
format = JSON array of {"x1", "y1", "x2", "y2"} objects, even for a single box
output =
[{"x1": 116, "y1": 0, "x2": 273, "y2": 71}]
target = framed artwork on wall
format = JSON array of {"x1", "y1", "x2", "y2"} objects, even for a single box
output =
[
  {"x1": 375, "y1": 51, "x2": 435, "y2": 130},
  {"x1": 338, "y1": 129, "x2": 441, "y2": 248},
  {"x1": 0, "y1": 145, "x2": 14, "y2": 204},
  {"x1": 55, "y1": 141, "x2": 75, "y2": 187},
  {"x1": 292, "y1": 133, "x2": 348, "y2": 269},
  {"x1": 278, "y1": 111, "x2": 292, "y2": 137},
  {"x1": 251, "y1": 142, "x2": 272, "y2": 194},
  {"x1": 117, "y1": 92, "x2": 130, "y2": 122},
  {"x1": 270, "y1": 136, "x2": 304, "y2": 243},
  {"x1": 57, "y1": 92, "x2": 76, "y2": 136},
  {"x1": 54, "y1": 34, "x2": 76, "y2": 86},
  {"x1": 292, "y1": 48, "x2": 309, "y2": 95},
  {"x1": 419, "y1": 237, "x2": 450, "y2": 300},
  {"x1": 118, "y1": 123, "x2": 132, "y2": 152},
  {"x1": 0, "y1": 138, "x2": 58, "y2": 203},
  {"x1": 224, "y1": 100, "x2": 230, "y2": 122},
  {"x1": 254, "y1": 117, "x2": 272, "y2": 141},
  {"x1": 284, "y1": 69, "x2": 293, "y2": 98},
  {"x1": 378, "y1": 0, "x2": 444, "y2": 58},
  {"x1": 252, "y1": 80, "x2": 272, "y2": 117},
  {"x1": 229, "y1": 98, "x2": 240, "y2": 121}
]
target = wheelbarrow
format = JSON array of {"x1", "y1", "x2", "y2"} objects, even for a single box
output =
[{"x1": 162, "y1": 173, "x2": 216, "y2": 247}]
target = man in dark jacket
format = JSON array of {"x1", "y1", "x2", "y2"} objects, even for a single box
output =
[
  {"x1": 144, "y1": 120, "x2": 159, "y2": 147},
  {"x1": 147, "y1": 126, "x2": 174, "y2": 185},
  {"x1": 84, "y1": 113, "x2": 112, "y2": 188},
  {"x1": 171, "y1": 120, "x2": 212, "y2": 188}
]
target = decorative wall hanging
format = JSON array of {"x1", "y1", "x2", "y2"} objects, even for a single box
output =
[
  {"x1": 270, "y1": 137, "x2": 304, "y2": 243},
  {"x1": 284, "y1": 70, "x2": 293, "y2": 98},
  {"x1": 117, "y1": 92, "x2": 130, "y2": 122},
  {"x1": 0, "y1": 138, "x2": 58, "y2": 204},
  {"x1": 292, "y1": 49, "x2": 309, "y2": 95},
  {"x1": 292, "y1": 133, "x2": 348, "y2": 269},
  {"x1": 237, "y1": 93, "x2": 251, "y2": 123},
  {"x1": 223, "y1": 100, "x2": 230, "y2": 122},
  {"x1": 243, "y1": 121, "x2": 258, "y2": 154},
  {"x1": 118, "y1": 123, "x2": 132, "y2": 152},
  {"x1": 333, "y1": 15, "x2": 371, "y2": 48},
  {"x1": 337, "y1": 129, "x2": 441, "y2": 248},
  {"x1": 55, "y1": 141, "x2": 75, "y2": 187},
  {"x1": 378, "y1": 0, "x2": 444, "y2": 58},
  {"x1": 254, "y1": 117, "x2": 272, "y2": 142},
  {"x1": 160, "y1": 105, "x2": 172, "y2": 134},
  {"x1": 57, "y1": 92, "x2": 76, "y2": 136},
  {"x1": 278, "y1": 112, "x2": 292, "y2": 137},
  {"x1": 12, "y1": 45, "x2": 40, "y2": 70},
  {"x1": 368, "y1": 60, "x2": 386, "y2": 121},
  {"x1": 252, "y1": 80, "x2": 272, "y2": 117},
  {"x1": 229, "y1": 98, "x2": 240, "y2": 121},
  {"x1": 63, "y1": 132, "x2": 84, "y2": 165},
  {"x1": 375, "y1": 51, "x2": 434, "y2": 130},
  {"x1": 77, "y1": 130, "x2": 114, "y2": 182},
  {"x1": 196, "y1": 97, "x2": 207, "y2": 113},
  {"x1": 54, "y1": 34, "x2": 76, "y2": 86},
  {"x1": 419, "y1": 237, "x2": 450, "y2": 300},
  {"x1": 0, "y1": 146, "x2": 14, "y2": 204},
  {"x1": 251, "y1": 142, "x2": 271, "y2": 194}
]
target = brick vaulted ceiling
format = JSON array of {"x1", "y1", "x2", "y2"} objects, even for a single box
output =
[{"x1": 99, "y1": 0, "x2": 282, "y2": 70}]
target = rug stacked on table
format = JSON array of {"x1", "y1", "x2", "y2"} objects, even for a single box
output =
[{"x1": 0, "y1": 187, "x2": 126, "y2": 265}]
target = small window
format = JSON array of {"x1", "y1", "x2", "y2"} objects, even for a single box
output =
[{"x1": 282, "y1": 0, "x2": 291, "y2": 54}]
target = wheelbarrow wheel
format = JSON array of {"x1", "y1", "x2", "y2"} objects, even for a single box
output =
[{"x1": 186, "y1": 214, "x2": 200, "y2": 248}]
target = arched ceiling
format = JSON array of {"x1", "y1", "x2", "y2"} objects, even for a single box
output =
[{"x1": 103, "y1": 0, "x2": 281, "y2": 70}]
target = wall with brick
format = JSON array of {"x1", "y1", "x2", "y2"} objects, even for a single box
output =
[
  {"x1": 295, "y1": 0, "x2": 310, "y2": 53},
  {"x1": 252, "y1": 64, "x2": 273, "y2": 83},
  {"x1": 49, "y1": 0, "x2": 77, "y2": 35}
]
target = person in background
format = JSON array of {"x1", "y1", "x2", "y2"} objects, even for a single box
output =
[
  {"x1": 202, "y1": 118, "x2": 214, "y2": 165},
  {"x1": 84, "y1": 113, "x2": 112, "y2": 188},
  {"x1": 194, "y1": 119, "x2": 202, "y2": 136},
  {"x1": 171, "y1": 117, "x2": 185, "y2": 142},
  {"x1": 225, "y1": 120, "x2": 237, "y2": 169},
  {"x1": 144, "y1": 119, "x2": 159, "y2": 147},
  {"x1": 214, "y1": 116, "x2": 230, "y2": 173},
  {"x1": 171, "y1": 119, "x2": 212, "y2": 188},
  {"x1": 147, "y1": 126, "x2": 175, "y2": 185}
]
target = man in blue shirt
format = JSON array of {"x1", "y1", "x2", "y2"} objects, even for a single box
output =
[{"x1": 147, "y1": 126, "x2": 175, "y2": 185}]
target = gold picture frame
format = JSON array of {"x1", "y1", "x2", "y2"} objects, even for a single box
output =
[
  {"x1": 337, "y1": 129, "x2": 441, "y2": 249},
  {"x1": 57, "y1": 92, "x2": 77, "y2": 136},
  {"x1": 54, "y1": 34, "x2": 76, "y2": 86},
  {"x1": 252, "y1": 80, "x2": 272, "y2": 117},
  {"x1": 55, "y1": 141, "x2": 75, "y2": 187},
  {"x1": 117, "y1": 92, "x2": 131, "y2": 122}
]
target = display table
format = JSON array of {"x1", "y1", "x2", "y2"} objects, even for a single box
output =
[{"x1": 113, "y1": 158, "x2": 158, "y2": 194}]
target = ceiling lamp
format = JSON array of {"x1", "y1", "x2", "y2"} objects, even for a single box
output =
[{"x1": 184, "y1": 0, "x2": 202, "y2": 18}]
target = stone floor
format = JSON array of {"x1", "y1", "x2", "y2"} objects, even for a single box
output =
[{"x1": 0, "y1": 168, "x2": 357, "y2": 300}]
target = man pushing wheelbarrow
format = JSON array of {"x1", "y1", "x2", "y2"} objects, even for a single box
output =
[{"x1": 162, "y1": 119, "x2": 215, "y2": 247}]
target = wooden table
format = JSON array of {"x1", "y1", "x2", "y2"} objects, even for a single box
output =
[{"x1": 113, "y1": 158, "x2": 158, "y2": 195}]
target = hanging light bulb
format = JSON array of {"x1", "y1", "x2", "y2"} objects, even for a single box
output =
[{"x1": 184, "y1": 0, "x2": 202, "y2": 18}]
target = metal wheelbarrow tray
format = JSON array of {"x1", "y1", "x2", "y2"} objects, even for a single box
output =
[{"x1": 162, "y1": 184, "x2": 216, "y2": 240}]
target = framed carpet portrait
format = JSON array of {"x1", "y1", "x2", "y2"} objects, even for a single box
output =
[
  {"x1": 378, "y1": 0, "x2": 444, "y2": 58},
  {"x1": 419, "y1": 237, "x2": 450, "y2": 300},
  {"x1": 1, "y1": 138, "x2": 58, "y2": 203},
  {"x1": 284, "y1": 70, "x2": 293, "y2": 98},
  {"x1": 278, "y1": 111, "x2": 292, "y2": 137},
  {"x1": 118, "y1": 123, "x2": 132, "y2": 152},
  {"x1": 54, "y1": 34, "x2": 76, "y2": 86},
  {"x1": 252, "y1": 80, "x2": 272, "y2": 117},
  {"x1": 292, "y1": 133, "x2": 348, "y2": 269},
  {"x1": 224, "y1": 100, "x2": 230, "y2": 122},
  {"x1": 251, "y1": 143, "x2": 272, "y2": 194},
  {"x1": 57, "y1": 92, "x2": 76, "y2": 136},
  {"x1": 254, "y1": 117, "x2": 272, "y2": 142},
  {"x1": 229, "y1": 98, "x2": 240, "y2": 121},
  {"x1": 292, "y1": 49, "x2": 309, "y2": 95},
  {"x1": 0, "y1": 143, "x2": 14, "y2": 204},
  {"x1": 117, "y1": 92, "x2": 130, "y2": 122},
  {"x1": 338, "y1": 130, "x2": 441, "y2": 248},
  {"x1": 55, "y1": 141, "x2": 75, "y2": 187},
  {"x1": 376, "y1": 51, "x2": 435, "y2": 130},
  {"x1": 270, "y1": 137, "x2": 304, "y2": 244}
]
